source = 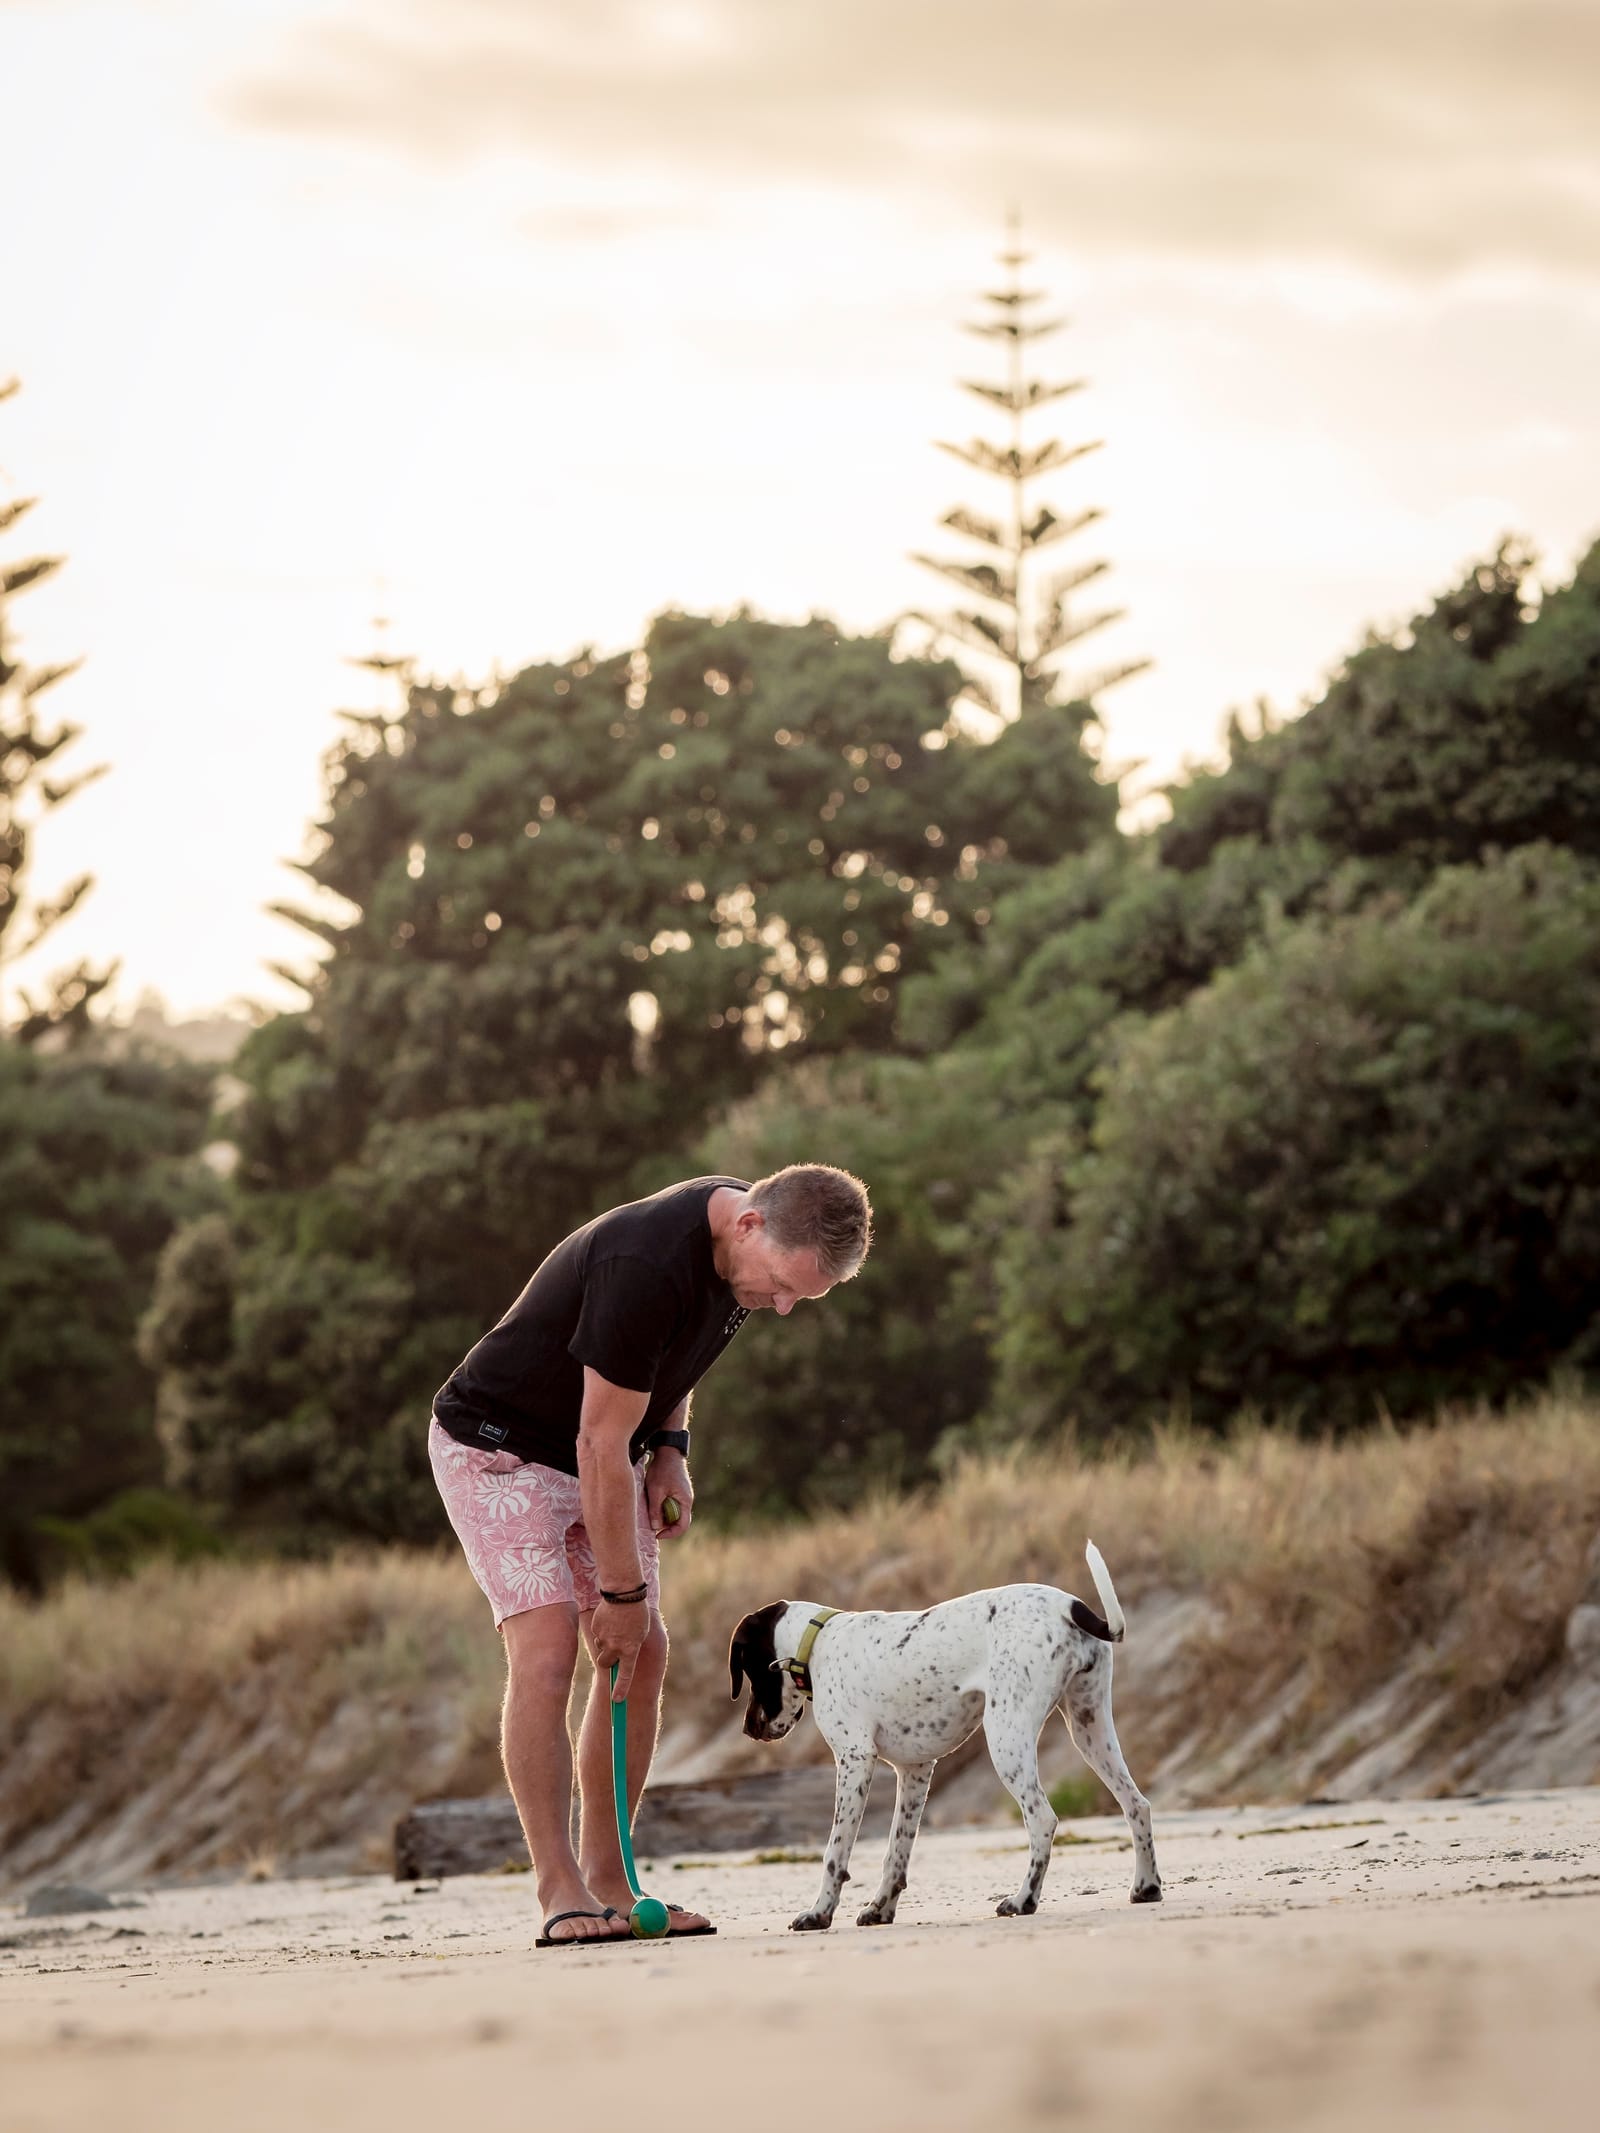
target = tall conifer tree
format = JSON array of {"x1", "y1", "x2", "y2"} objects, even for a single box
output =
[
  {"x1": 912, "y1": 218, "x2": 1148, "y2": 724},
  {"x1": 0, "y1": 377, "x2": 108, "y2": 1037}
]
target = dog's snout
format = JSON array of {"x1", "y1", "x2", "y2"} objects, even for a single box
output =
[{"x1": 744, "y1": 1704, "x2": 796, "y2": 1743}]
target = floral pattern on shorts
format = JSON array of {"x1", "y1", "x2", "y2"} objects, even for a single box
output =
[{"x1": 428, "y1": 1418, "x2": 660, "y2": 1626}]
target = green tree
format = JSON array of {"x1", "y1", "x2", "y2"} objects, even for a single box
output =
[
  {"x1": 0, "y1": 378, "x2": 109, "y2": 1038},
  {"x1": 147, "y1": 609, "x2": 1115, "y2": 1538},
  {"x1": 908, "y1": 540, "x2": 1600, "y2": 1092},
  {"x1": 0, "y1": 1041, "x2": 217, "y2": 1586},
  {"x1": 0, "y1": 379, "x2": 218, "y2": 1588},
  {"x1": 231, "y1": 609, "x2": 1109, "y2": 1215},
  {"x1": 987, "y1": 845, "x2": 1600, "y2": 1436},
  {"x1": 1155, "y1": 538, "x2": 1600, "y2": 883},
  {"x1": 684, "y1": 1048, "x2": 1000, "y2": 1510},
  {"x1": 771, "y1": 541, "x2": 1600, "y2": 1471}
]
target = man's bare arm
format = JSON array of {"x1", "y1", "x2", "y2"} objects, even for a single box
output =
[
  {"x1": 577, "y1": 1367, "x2": 652, "y2": 1697},
  {"x1": 577, "y1": 1367, "x2": 651, "y2": 1584}
]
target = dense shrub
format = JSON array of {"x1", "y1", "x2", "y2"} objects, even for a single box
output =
[{"x1": 987, "y1": 845, "x2": 1600, "y2": 1432}]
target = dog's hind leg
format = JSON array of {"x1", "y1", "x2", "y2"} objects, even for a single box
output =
[
  {"x1": 856, "y1": 1759, "x2": 934, "y2": 1927},
  {"x1": 983, "y1": 1689, "x2": 1058, "y2": 1916},
  {"x1": 1062, "y1": 1651, "x2": 1161, "y2": 1903},
  {"x1": 790, "y1": 1749, "x2": 876, "y2": 1932}
]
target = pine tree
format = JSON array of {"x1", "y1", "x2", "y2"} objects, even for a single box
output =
[
  {"x1": 912, "y1": 218, "x2": 1148, "y2": 724},
  {"x1": 0, "y1": 377, "x2": 109, "y2": 1037}
]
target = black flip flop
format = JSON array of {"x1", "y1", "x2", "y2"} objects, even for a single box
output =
[
  {"x1": 665, "y1": 1902, "x2": 717, "y2": 1939},
  {"x1": 535, "y1": 1906, "x2": 631, "y2": 1950}
]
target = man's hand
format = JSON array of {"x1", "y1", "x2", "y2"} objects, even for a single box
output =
[
  {"x1": 646, "y1": 1449, "x2": 694, "y2": 1540},
  {"x1": 590, "y1": 1598, "x2": 650, "y2": 1700}
]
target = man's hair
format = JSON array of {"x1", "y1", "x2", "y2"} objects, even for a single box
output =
[{"x1": 747, "y1": 1164, "x2": 872, "y2": 1282}]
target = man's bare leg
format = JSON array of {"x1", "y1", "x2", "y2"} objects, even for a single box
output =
[
  {"x1": 502, "y1": 1604, "x2": 628, "y2": 1941},
  {"x1": 576, "y1": 1609, "x2": 712, "y2": 1932}
]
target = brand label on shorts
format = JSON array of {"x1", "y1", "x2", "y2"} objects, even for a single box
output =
[{"x1": 476, "y1": 1420, "x2": 509, "y2": 1444}]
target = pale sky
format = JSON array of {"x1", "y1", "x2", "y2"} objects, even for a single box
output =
[{"x1": 4, "y1": 0, "x2": 1597, "y2": 1016}]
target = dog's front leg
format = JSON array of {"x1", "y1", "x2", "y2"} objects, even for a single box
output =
[
  {"x1": 856, "y1": 1759, "x2": 933, "y2": 1927},
  {"x1": 790, "y1": 1751, "x2": 876, "y2": 1932}
]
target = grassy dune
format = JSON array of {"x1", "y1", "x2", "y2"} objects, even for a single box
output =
[
  {"x1": 3, "y1": 1395, "x2": 1598, "y2": 1889},
  {"x1": 0, "y1": 1551, "x2": 508, "y2": 1886},
  {"x1": 664, "y1": 1392, "x2": 1600, "y2": 1792}
]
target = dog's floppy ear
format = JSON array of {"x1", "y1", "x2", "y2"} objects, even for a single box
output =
[
  {"x1": 728, "y1": 1616, "x2": 753, "y2": 1701},
  {"x1": 729, "y1": 1602, "x2": 787, "y2": 1702}
]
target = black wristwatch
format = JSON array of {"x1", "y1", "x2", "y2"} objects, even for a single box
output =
[{"x1": 646, "y1": 1428, "x2": 691, "y2": 1458}]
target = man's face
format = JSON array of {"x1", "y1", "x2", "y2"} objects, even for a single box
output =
[{"x1": 726, "y1": 1215, "x2": 836, "y2": 1317}]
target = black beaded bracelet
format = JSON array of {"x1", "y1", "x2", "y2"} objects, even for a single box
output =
[{"x1": 600, "y1": 1583, "x2": 648, "y2": 1605}]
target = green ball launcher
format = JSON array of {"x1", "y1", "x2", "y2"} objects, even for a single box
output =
[{"x1": 609, "y1": 1661, "x2": 671, "y2": 1939}]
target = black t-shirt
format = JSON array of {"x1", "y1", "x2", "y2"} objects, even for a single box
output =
[{"x1": 432, "y1": 1176, "x2": 751, "y2": 1475}]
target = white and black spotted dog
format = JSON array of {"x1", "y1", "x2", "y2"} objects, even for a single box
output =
[{"x1": 728, "y1": 1543, "x2": 1161, "y2": 1930}]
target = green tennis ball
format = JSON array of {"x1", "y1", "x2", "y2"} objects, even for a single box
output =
[
  {"x1": 630, "y1": 1896, "x2": 670, "y2": 1939},
  {"x1": 662, "y1": 1496, "x2": 682, "y2": 1527}
]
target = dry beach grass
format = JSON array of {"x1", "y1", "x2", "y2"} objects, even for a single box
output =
[
  {"x1": 663, "y1": 1392, "x2": 1600, "y2": 1766},
  {"x1": 3, "y1": 1393, "x2": 1599, "y2": 1889}
]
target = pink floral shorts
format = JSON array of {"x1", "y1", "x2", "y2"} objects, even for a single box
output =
[{"x1": 428, "y1": 1419, "x2": 660, "y2": 1627}]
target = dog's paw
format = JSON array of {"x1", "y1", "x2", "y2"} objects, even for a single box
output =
[
  {"x1": 1130, "y1": 1882, "x2": 1163, "y2": 1905},
  {"x1": 789, "y1": 1910, "x2": 834, "y2": 1933},
  {"x1": 855, "y1": 1904, "x2": 896, "y2": 1928},
  {"x1": 995, "y1": 1895, "x2": 1038, "y2": 1918}
]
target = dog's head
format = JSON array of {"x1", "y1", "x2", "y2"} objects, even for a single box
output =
[{"x1": 728, "y1": 1600, "x2": 807, "y2": 1742}]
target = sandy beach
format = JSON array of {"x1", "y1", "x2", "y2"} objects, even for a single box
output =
[{"x1": 4, "y1": 1787, "x2": 1598, "y2": 2133}]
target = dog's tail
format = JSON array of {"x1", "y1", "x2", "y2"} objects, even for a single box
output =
[{"x1": 1069, "y1": 1540, "x2": 1126, "y2": 1644}]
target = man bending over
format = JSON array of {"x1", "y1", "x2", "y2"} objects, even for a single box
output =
[{"x1": 429, "y1": 1165, "x2": 872, "y2": 1946}]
